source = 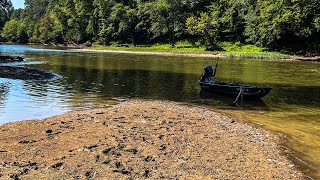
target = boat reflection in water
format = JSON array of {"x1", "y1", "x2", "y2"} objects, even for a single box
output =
[{"x1": 199, "y1": 90, "x2": 268, "y2": 110}]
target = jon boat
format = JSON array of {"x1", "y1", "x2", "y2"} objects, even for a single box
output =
[{"x1": 199, "y1": 64, "x2": 272, "y2": 99}]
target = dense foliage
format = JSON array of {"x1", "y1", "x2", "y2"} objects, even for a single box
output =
[
  {"x1": 0, "y1": 0, "x2": 13, "y2": 31},
  {"x1": 0, "y1": 0, "x2": 319, "y2": 52}
]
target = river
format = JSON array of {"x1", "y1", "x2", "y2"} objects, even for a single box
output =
[{"x1": 0, "y1": 44, "x2": 319, "y2": 178}]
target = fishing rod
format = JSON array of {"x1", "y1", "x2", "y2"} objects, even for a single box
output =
[{"x1": 212, "y1": 59, "x2": 219, "y2": 77}]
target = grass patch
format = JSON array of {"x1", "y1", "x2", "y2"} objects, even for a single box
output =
[
  {"x1": 220, "y1": 41, "x2": 291, "y2": 59},
  {"x1": 90, "y1": 41, "x2": 210, "y2": 54},
  {"x1": 223, "y1": 52, "x2": 291, "y2": 59},
  {"x1": 89, "y1": 41, "x2": 291, "y2": 59},
  {"x1": 221, "y1": 41, "x2": 265, "y2": 52}
]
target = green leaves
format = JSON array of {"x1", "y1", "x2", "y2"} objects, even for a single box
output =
[
  {"x1": 1, "y1": 18, "x2": 27, "y2": 42},
  {"x1": 38, "y1": 12, "x2": 63, "y2": 43},
  {"x1": 0, "y1": 0, "x2": 318, "y2": 52},
  {"x1": 0, "y1": 0, "x2": 12, "y2": 31},
  {"x1": 186, "y1": 11, "x2": 220, "y2": 50},
  {"x1": 314, "y1": 17, "x2": 320, "y2": 32},
  {"x1": 186, "y1": 12, "x2": 218, "y2": 35}
]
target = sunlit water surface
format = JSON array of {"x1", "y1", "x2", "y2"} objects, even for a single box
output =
[{"x1": 0, "y1": 44, "x2": 319, "y2": 178}]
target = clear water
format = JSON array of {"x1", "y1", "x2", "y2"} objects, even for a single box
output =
[{"x1": 0, "y1": 44, "x2": 319, "y2": 178}]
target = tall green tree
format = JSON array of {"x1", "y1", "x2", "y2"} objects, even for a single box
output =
[
  {"x1": 0, "y1": 0, "x2": 13, "y2": 29},
  {"x1": 244, "y1": 0, "x2": 299, "y2": 49},
  {"x1": 109, "y1": 3, "x2": 138, "y2": 44},
  {"x1": 186, "y1": 10, "x2": 220, "y2": 50},
  {"x1": 38, "y1": 11, "x2": 63, "y2": 43},
  {"x1": 144, "y1": 0, "x2": 190, "y2": 46},
  {"x1": 1, "y1": 18, "x2": 28, "y2": 42},
  {"x1": 0, "y1": 0, "x2": 319, "y2": 52}
]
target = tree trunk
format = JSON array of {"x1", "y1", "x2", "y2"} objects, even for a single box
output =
[
  {"x1": 203, "y1": 28, "x2": 214, "y2": 50},
  {"x1": 131, "y1": 32, "x2": 135, "y2": 46},
  {"x1": 170, "y1": 30, "x2": 176, "y2": 48},
  {"x1": 169, "y1": 24, "x2": 176, "y2": 48}
]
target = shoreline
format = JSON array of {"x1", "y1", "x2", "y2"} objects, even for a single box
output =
[
  {"x1": 70, "y1": 48, "x2": 225, "y2": 58},
  {"x1": 0, "y1": 100, "x2": 304, "y2": 179},
  {"x1": 71, "y1": 48, "x2": 320, "y2": 61},
  {"x1": 3, "y1": 42, "x2": 319, "y2": 61}
]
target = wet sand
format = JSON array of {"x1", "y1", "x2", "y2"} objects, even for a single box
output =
[{"x1": 0, "y1": 100, "x2": 303, "y2": 179}]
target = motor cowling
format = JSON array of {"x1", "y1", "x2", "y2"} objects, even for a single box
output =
[{"x1": 204, "y1": 65, "x2": 213, "y2": 77}]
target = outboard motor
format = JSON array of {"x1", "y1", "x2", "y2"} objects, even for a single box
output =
[
  {"x1": 200, "y1": 65, "x2": 214, "y2": 82},
  {"x1": 204, "y1": 65, "x2": 214, "y2": 77}
]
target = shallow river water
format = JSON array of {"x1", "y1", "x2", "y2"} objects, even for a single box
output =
[{"x1": 0, "y1": 44, "x2": 319, "y2": 178}]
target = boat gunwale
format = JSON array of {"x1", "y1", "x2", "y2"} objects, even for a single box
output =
[{"x1": 198, "y1": 81, "x2": 272, "y2": 98}]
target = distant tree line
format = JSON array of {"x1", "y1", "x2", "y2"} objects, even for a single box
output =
[{"x1": 0, "y1": 0, "x2": 319, "y2": 52}]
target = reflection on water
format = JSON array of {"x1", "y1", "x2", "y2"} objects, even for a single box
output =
[
  {"x1": 0, "y1": 78, "x2": 68, "y2": 123},
  {"x1": 0, "y1": 44, "x2": 66, "y2": 55},
  {"x1": 0, "y1": 44, "x2": 319, "y2": 178},
  {"x1": 0, "y1": 82, "x2": 9, "y2": 105},
  {"x1": 199, "y1": 90, "x2": 268, "y2": 110}
]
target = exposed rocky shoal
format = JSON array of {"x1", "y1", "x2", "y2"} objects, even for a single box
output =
[
  {"x1": 0, "y1": 100, "x2": 303, "y2": 179},
  {"x1": 0, "y1": 66, "x2": 59, "y2": 81}
]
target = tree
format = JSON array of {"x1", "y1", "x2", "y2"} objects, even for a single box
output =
[
  {"x1": 0, "y1": 0, "x2": 13, "y2": 29},
  {"x1": 0, "y1": 0, "x2": 319, "y2": 52},
  {"x1": 93, "y1": 0, "x2": 115, "y2": 44},
  {"x1": 0, "y1": 0, "x2": 12, "y2": 12},
  {"x1": 145, "y1": 0, "x2": 198, "y2": 47},
  {"x1": 244, "y1": 0, "x2": 299, "y2": 49},
  {"x1": 109, "y1": 3, "x2": 138, "y2": 44},
  {"x1": 38, "y1": 11, "x2": 63, "y2": 44},
  {"x1": 186, "y1": 11, "x2": 220, "y2": 50},
  {"x1": 1, "y1": 18, "x2": 28, "y2": 42},
  {"x1": 294, "y1": 0, "x2": 320, "y2": 51},
  {"x1": 1, "y1": 18, "x2": 18, "y2": 41},
  {"x1": 24, "y1": 0, "x2": 49, "y2": 19}
]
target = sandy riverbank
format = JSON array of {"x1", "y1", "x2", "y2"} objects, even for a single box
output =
[
  {"x1": 0, "y1": 100, "x2": 303, "y2": 179},
  {"x1": 72, "y1": 48, "x2": 320, "y2": 62},
  {"x1": 71, "y1": 49, "x2": 225, "y2": 58}
]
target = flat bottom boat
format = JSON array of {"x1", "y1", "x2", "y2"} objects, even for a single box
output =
[
  {"x1": 199, "y1": 81, "x2": 272, "y2": 99},
  {"x1": 199, "y1": 64, "x2": 271, "y2": 99}
]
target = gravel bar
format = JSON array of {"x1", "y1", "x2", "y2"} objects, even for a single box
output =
[{"x1": 0, "y1": 100, "x2": 304, "y2": 179}]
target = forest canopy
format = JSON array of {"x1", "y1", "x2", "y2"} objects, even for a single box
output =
[
  {"x1": 0, "y1": 0, "x2": 319, "y2": 52},
  {"x1": 0, "y1": 0, "x2": 13, "y2": 30}
]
